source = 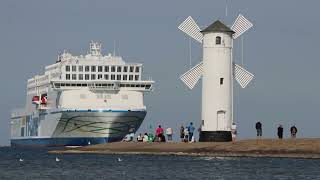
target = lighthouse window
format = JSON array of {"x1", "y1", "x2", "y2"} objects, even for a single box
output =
[
  {"x1": 72, "y1": 74, "x2": 77, "y2": 80},
  {"x1": 129, "y1": 75, "x2": 133, "y2": 81},
  {"x1": 123, "y1": 75, "x2": 128, "y2": 80},
  {"x1": 216, "y1": 36, "x2": 221, "y2": 45},
  {"x1": 111, "y1": 66, "x2": 116, "y2": 72},
  {"x1": 104, "y1": 74, "x2": 109, "y2": 80},
  {"x1": 98, "y1": 74, "x2": 103, "y2": 80},
  {"x1": 135, "y1": 75, "x2": 139, "y2": 81},
  {"x1": 220, "y1": 78, "x2": 224, "y2": 85},
  {"x1": 117, "y1": 75, "x2": 121, "y2": 80},
  {"x1": 98, "y1": 66, "x2": 103, "y2": 72},
  {"x1": 111, "y1": 74, "x2": 115, "y2": 80},
  {"x1": 135, "y1": 67, "x2": 140, "y2": 73},
  {"x1": 104, "y1": 66, "x2": 109, "y2": 72},
  {"x1": 85, "y1": 74, "x2": 89, "y2": 80},
  {"x1": 66, "y1": 74, "x2": 70, "y2": 80},
  {"x1": 65, "y1": 66, "x2": 70, "y2": 72},
  {"x1": 91, "y1": 74, "x2": 96, "y2": 80},
  {"x1": 123, "y1": 66, "x2": 128, "y2": 72},
  {"x1": 91, "y1": 66, "x2": 96, "y2": 72},
  {"x1": 78, "y1": 74, "x2": 83, "y2": 80},
  {"x1": 72, "y1": 66, "x2": 76, "y2": 72},
  {"x1": 85, "y1": 66, "x2": 90, "y2": 72}
]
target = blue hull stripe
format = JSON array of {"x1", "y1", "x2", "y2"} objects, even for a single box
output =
[{"x1": 11, "y1": 137, "x2": 123, "y2": 147}]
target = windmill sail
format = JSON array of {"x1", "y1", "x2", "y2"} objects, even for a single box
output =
[
  {"x1": 231, "y1": 14, "x2": 253, "y2": 39},
  {"x1": 180, "y1": 62, "x2": 203, "y2": 89},
  {"x1": 178, "y1": 16, "x2": 203, "y2": 43},
  {"x1": 233, "y1": 63, "x2": 254, "y2": 88}
]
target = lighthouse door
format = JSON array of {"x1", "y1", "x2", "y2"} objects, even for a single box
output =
[{"x1": 217, "y1": 110, "x2": 226, "y2": 130}]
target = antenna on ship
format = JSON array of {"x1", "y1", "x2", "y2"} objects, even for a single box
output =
[
  {"x1": 90, "y1": 41, "x2": 102, "y2": 57},
  {"x1": 178, "y1": 14, "x2": 254, "y2": 142}
]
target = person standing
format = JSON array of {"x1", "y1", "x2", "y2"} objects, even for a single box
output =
[
  {"x1": 277, "y1": 125, "x2": 283, "y2": 139},
  {"x1": 180, "y1": 125, "x2": 185, "y2": 142},
  {"x1": 184, "y1": 126, "x2": 189, "y2": 143},
  {"x1": 187, "y1": 122, "x2": 195, "y2": 142},
  {"x1": 231, "y1": 122, "x2": 237, "y2": 143},
  {"x1": 290, "y1": 125, "x2": 298, "y2": 138},
  {"x1": 166, "y1": 127, "x2": 173, "y2": 142},
  {"x1": 255, "y1": 121, "x2": 262, "y2": 138},
  {"x1": 156, "y1": 125, "x2": 164, "y2": 142}
]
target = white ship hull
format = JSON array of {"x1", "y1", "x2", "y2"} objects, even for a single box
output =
[{"x1": 11, "y1": 110, "x2": 146, "y2": 147}]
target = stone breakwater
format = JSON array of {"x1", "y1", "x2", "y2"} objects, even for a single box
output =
[{"x1": 50, "y1": 139, "x2": 320, "y2": 159}]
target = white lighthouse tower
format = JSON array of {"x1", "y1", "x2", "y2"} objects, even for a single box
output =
[{"x1": 178, "y1": 15, "x2": 254, "y2": 141}]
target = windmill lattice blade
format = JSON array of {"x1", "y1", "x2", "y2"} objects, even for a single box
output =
[
  {"x1": 233, "y1": 63, "x2": 254, "y2": 88},
  {"x1": 180, "y1": 62, "x2": 203, "y2": 89},
  {"x1": 178, "y1": 16, "x2": 203, "y2": 43},
  {"x1": 231, "y1": 14, "x2": 253, "y2": 39}
]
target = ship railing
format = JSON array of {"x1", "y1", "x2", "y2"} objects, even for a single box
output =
[{"x1": 11, "y1": 108, "x2": 28, "y2": 118}]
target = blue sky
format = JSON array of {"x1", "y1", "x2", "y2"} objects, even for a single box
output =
[{"x1": 1, "y1": 0, "x2": 320, "y2": 145}]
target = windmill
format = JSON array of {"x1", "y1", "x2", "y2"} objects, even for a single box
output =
[{"x1": 178, "y1": 14, "x2": 254, "y2": 142}]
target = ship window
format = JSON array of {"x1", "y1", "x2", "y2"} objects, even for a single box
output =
[
  {"x1": 91, "y1": 74, "x2": 96, "y2": 80},
  {"x1": 111, "y1": 74, "x2": 115, "y2": 80},
  {"x1": 123, "y1": 66, "x2": 128, "y2": 72},
  {"x1": 117, "y1": 66, "x2": 122, "y2": 72},
  {"x1": 66, "y1": 74, "x2": 70, "y2": 80},
  {"x1": 79, "y1": 74, "x2": 83, "y2": 80},
  {"x1": 123, "y1": 75, "x2": 128, "y2": 80},
  {"x1": 119, "y1": 84, "x2": 125, "y2": 87},
  {"x1": 71, "y1": 84, "x2": 76, "y2": 87},
  {"x1": 61, "y1": 83, "x2": 65, "y2": 87},
  {"x1": 91, "y1": 66, "x2": 96, "y2": 72},
  {"x1": 129, "y1": 66, "x2": 134, "y2": 72},
  {"x1": 136, "y1": 84, "x2": 140, "y2": 87},
  {"x1": 77, "y1": 84, "x2": 81, "y2": 87},
  {"x1": 98, "y1": 74, "x2": 103, "y2": 80},
  {"x1": 85, "y1": 74, "x2": 89, "y2": 80},
  {"x1": 129, "y1": 75, "x2": 133, "y2": 81},
  {"x1": 55, "y1": 83, "x2": 60, "y2": 88},
  {"x1": 72, "y1": 74, "x2": 77, "y2": 80},
  {"x1": 104, "y1": 66, "x2": 109, "y2": 72},
  {"x1": 216, "y1": 36, "x2": 221, "y2": 45},
  {"x1": 117, "y1": 75, "x2": 121, "y2": 80},
  {"x1": 125, "y1": 84, "x2": 130, "y2": 87},
  {"x1": 78, "y1": 66, "x2": 83, "y2": 72},
  {"x1": 135, "y1": 67, "x2": 140, "y2": 73},
  {"x1": 81, "y1": 84, "x2": 87, "y2": 87},
  {"x1": 220, "y1": 78, "x2": 224, "y2": 85},
  {"x1": 65, "y1": 66, "x2": 70, "y2": 72},
  {"x1": 111, "y1": 66, "x2": 116, "y2": 72},
  {"x1": 98, "y1": 66, "x2": 103, "y2": 72},
  {"x1": 72, "y1": 66, "x2": 76, "y2": 72},
  {"x1": 146, "y1": 85, "x2": 151, "y2": 89},
  {"x1": 85, "y1": 66, "x2": 90, "y2": 72},
  {"x1": 104, "y1": 74, "x2": 109, "y2": 80},
  {"x1": 65, "y1": 84, "x2": 70, "y2": 87},
  {"x1": 135, "y1": 75, "x2": 139, "y2": 81}
]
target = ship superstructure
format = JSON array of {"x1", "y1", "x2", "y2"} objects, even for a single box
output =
[{"x1": 10, "y1": 42, "x2": 154, "y2": 146}]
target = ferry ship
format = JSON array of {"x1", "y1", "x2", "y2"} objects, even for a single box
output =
[{"x1": 10, "y1": 42, "x2": 154, "y2": 147}]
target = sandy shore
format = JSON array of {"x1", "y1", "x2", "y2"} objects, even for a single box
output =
[{"x1": 50, "y1": 138, "x2": 320, "y2": 159}]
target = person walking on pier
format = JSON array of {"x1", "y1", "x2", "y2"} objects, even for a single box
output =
[
  {"x1": 166, "y1": 127, "x2": 173, "y2": 142},
  {"x1": 290, "y1": 125, "x2": 298, "y2": 139},
  {"x1": 231, "y1": 122, "x2": 237, "y2": 143},
  {"x1": 180, "y1": 125, "x2": 185, "y2": 142},
  {"x1": 255, "y1": 121, "x2": 262, "y2": 138},
  {"x1": 188, "y1": 122, "x2": 195, "y2": 142},
  {"x1": 277, "y1": 125, "x2": 283, "y2": 139}
]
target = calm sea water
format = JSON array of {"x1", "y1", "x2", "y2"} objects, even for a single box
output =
[{"x1": 0, "y1": 147, "x2": 320, "y2": 180}]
